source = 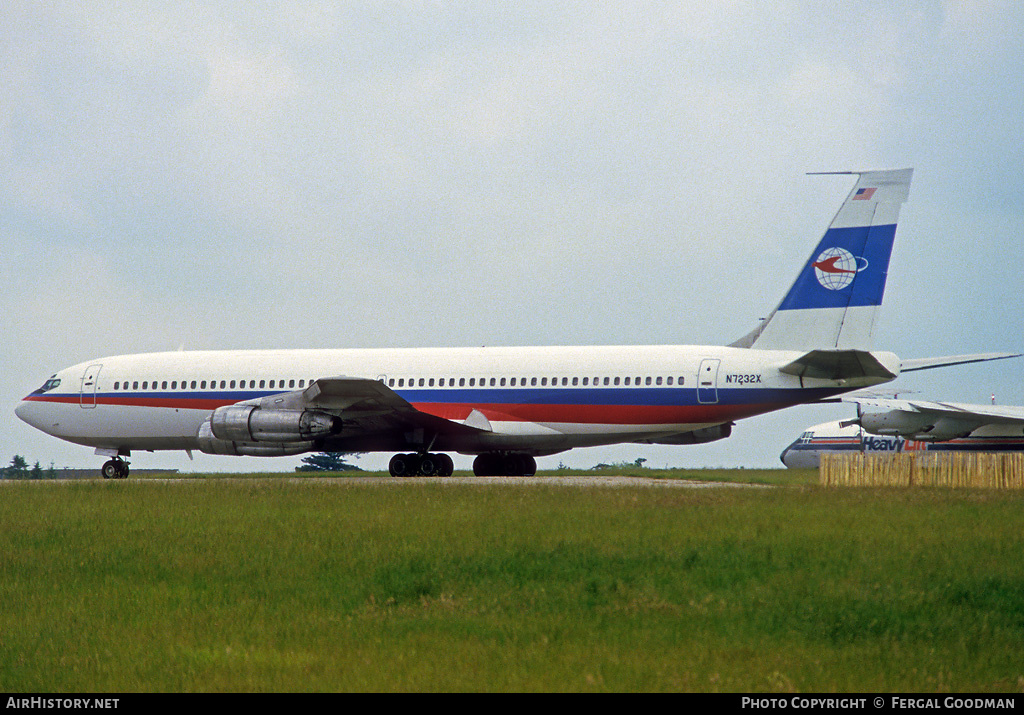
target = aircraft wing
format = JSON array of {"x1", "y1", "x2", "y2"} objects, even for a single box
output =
[
  {"x1": 248, "y1": 376, "x2": 489, "y2": 439},
  {"x1": 841, "y1": 396, "x2": 1024, "y2": 425}
]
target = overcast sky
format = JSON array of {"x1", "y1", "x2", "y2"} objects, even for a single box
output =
[{"x1": 3, "y1": 1, "x2": 1023, "y2": 473}]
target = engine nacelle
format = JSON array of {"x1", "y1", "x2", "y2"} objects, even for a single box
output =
[
  {"x1": 860, "y1": 411, "x2": 980, "y2": 442},
  {"x1": 210, "y1": 405, "x2": 340, "y2": 443},
  {"x1": 651, "y1": 423, "x2": 733, "y2": 445},
  {"x1": 197, "y1": 420, "x2": 314, "y2": 457}
]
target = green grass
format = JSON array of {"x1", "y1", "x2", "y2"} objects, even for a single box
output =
[
  {"x1": 170, "y1": 466, "x2": 820, "y2": 487},
  {"x1": 1, "y1": 479, "x2": 1022, "y2": 691}
]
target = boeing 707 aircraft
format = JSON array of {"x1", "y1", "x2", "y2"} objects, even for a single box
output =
[{"x1": 17, "y1": 168, "x2": 1010, "y2": 478}]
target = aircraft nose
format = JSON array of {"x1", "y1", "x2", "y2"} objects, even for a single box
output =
[{"x1": 15, "y1": 399, "x2": 47, "y2": 431}]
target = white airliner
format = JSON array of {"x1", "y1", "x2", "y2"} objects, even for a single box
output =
[
  {"x1": 781, "y1": 397, "x2": 1024, "y2": 468},
  {"x1": 16, "y1": 168, "x2": 1010, "y2": 478}
]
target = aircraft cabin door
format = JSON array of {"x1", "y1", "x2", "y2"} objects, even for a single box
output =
[
  {"x1": 697, "y1": 359, "x2": 720, "y2": 404},
  {"x1": 80, "y1": 363, "x2": 103, "y2": 408}
]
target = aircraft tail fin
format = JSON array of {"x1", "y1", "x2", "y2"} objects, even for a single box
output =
[{"x1": 731, "y1": 169, "x2": 913, "y2": 351}]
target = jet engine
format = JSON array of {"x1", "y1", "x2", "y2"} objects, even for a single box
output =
[
  {"x1": 860, "y1": 410, "x2": 980, "y2": 442},
  {"x1": 209, "y1": 405, "x2": 340, "y2": 443},
  {"x1": 197, "y1": 420, "x2": 315, "y2": 457}
]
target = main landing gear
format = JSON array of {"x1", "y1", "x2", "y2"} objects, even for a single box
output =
[
  {"x1": 101, "y1": 457, "x2": 130, "y2": 479},
  {"x1": 386, "y1": 452, "x2": 538, "y2": 477},
  {"x1": 388, "y1": 452, "x2": 455, "y2": 477},
  {"x1": 473, "y1": 453, "x2": 537, "y2": 477}
]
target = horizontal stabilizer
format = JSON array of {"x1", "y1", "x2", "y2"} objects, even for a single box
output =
[
  {"x1": 900, "y1": 352, "x2": 1022, "y2": 372},
  {"x1": 778, "y1": 350, "x2": 899, "y2": 381}
]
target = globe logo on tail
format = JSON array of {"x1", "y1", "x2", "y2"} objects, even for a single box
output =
[{"x1": 812, "y1": 247, "x2": 868, "y2": 290}]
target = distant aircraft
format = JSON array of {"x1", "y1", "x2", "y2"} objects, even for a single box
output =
[
  {"x1": 781, "y1": 397, "x2": 1024, "y2": 468},
  {"x1": 15, "y1": 168, "x2": 1014, "y2": 478}
]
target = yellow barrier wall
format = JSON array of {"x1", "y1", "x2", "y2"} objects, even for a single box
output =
[{"x1": 820, "y1": 452, "x2": 1024, "y2": 488}]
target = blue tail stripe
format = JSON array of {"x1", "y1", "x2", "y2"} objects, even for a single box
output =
[{"x1": 777, "y1": 223, "x2": 896, "y2": 311}]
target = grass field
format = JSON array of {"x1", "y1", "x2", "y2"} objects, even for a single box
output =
[{"x1": 1, "y1": 473, "x2": 1022, "y2": 692}]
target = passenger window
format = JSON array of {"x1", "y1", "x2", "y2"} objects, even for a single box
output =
[
  {"x1": 299, "y1": 380, "x2": 305, "y2": 388},
  {"x1": 541, "y1": 377, "x2": 547, "y2": 386},
  {"x1": 678, "y1": 376, "x2": 685, "y2": 385},
  {"x1": 429, "y1": 378, "x2": 435, "y2": 387},
  {"x1": 614, "y1": 377, "x2": 620, "y2": 386},
  {"x1": 531, "y1": 377, "x2": 537, "y2": 386},
  {"x1": 469, "y1": 378, "x2": 475, "y2": 387},
  {"x1": 656, "y1": 376, "x2": 663, "y2": 385},
  {"x1": 572, "y1": 377, "x2": 578, "y2": 386},
  {"x1": 459, "y1": 378, "x2": 466, "y2": 387},
  {"x1": 510, "y1": 378, "x2": 516, "y2": 386},
  {"x1": 667, "y1": 377, "x2": 673, "y2": 385},
  {"x1": 603, "y1": 377, "x2": 610, "y2": 386},
  {"x1": 624, "y1": 377, "x2": 631, "y2": 386},
  {"x1": 500, "y1": 378, "x2": 506, "y2": 387}
]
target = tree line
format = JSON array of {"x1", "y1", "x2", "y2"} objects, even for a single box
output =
[{"x1": 2, "y1": 455, "x2": 59, "y2": 479}]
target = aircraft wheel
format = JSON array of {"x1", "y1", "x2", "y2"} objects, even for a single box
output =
[
  {"x1": 102, "y1": 460, "x2": 118, "y2": 479},
  {"x1": 389, "y1": 453, "x2": 416, "y2": 477},
  {"x1": 475, "y1": 453, "x2": 518, "y2": 476},
  {"x1": 419, "y1": 454, "x2": 439, "y2": 477},
  {"x1": 101, "y1": 459, "x2": 130, "y2": 479},
  {"x1": 472, "y1": 454, "x2": 490, "y2": 476},
  {"x1": 501, "y1": 454, "x2": 525, "y2": 476},
  {"x1": 437, "y1": 453, "x2": 454, "y2": 477}
]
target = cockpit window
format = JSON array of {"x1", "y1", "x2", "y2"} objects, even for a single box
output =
[{"x1": 39, "y1": 376, "x2": 61, "y2": 393}]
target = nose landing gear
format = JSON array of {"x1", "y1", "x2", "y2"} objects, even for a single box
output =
[{"x1": 101, "y1": 458, "x2": 130, "y2": 479}]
